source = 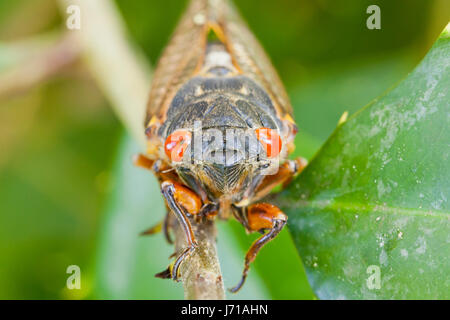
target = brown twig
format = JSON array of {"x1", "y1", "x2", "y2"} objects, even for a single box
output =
[{"x1": 173, "y1": 217, "x2": 225, "y2": 300}]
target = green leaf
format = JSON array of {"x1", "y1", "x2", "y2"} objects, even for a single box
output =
[{"x1": 280, "y1": 25, "x2": 450, "y2": 299}]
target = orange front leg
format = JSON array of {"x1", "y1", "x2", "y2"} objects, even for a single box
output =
[
  {"x1": 255, "y1": 157, "x2": 307, "y2": 200},
  {"x1": 133, "y1": 153, "x2": 155, "y2": 171},
  {"x1": 134, "y1": 153, "x2": 179, "y2": 182},
  {"x1": 229, "y1": 203, "x2": 287, "y2": 293},
  {"x1": 134, "y1": 154, "x2": 204, "y2": 280},
  {"x1": 156, "y1": 180, "x2": 203, "y2": 281}
]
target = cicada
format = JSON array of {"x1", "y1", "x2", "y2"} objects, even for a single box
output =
[{"x1": 135, "y1": 0, "x2": 306, "y2": 293}]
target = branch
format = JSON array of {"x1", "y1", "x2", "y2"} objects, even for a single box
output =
[
  {"x1": 173, "y1": 218, "x2": 225, "y2": 300},
  {"x1": 57, "y1": 0, "x2": 225, "y2": 300}
]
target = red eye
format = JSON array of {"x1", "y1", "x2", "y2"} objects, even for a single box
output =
[
  {"x1": 164, "y1": 130, "x2": 192, "y2": 162},
  {"x1": 255, "y1": 128, "x2": 282, "y2": 158}
]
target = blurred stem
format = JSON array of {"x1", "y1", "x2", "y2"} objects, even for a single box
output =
[
  {"x1": 57, "y1": 0, "x2": 225, "y2": 299},
  {"x1": 58, "y1": 0, "x2": 151, "y2": 147},
  {"x1": 0, "y1": 32, "x2": 80, "y2": 99}
]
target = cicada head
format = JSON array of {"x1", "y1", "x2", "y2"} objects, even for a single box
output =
[
  {"x1": 158, "y1": 76, "x2": 290, "y2": 202},
  {"x1": 163, "y1": 126, "x2": 285, "y2": 202}
]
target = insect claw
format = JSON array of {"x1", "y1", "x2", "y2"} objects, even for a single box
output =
[
  {"x1": 155, "y1": 260, "x2": 176, "y2": 280},
  {"x1": 228, "y1": 274, "x2": 247, "y2": 293},
  {"x1": 155, "y1": 267, "x2": 172, "y2": 279},
  {"x1": 140, "y1": 221, "x2": 163, "y2": 236},
  {"x1": 172, "y1": 243, "x2": 198, "y2": 282},
  {"x1": 157, "y1": 244, "x2": 198, "y2": 282},
  {"x1": 231, "y1": 206, "x2": 287, "y2": 293}
]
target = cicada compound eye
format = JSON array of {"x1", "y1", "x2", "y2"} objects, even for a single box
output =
[
  {"x1": 164, "y1": 130, "x2": 192, "y2": 162},
  {"x1": 255, "y1": 127, "x2": 282, "y2": 158}
]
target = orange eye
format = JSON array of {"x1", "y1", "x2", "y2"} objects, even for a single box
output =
[
  {"x1": 255, "y1": 128, "x2": 282, "y2": 158},
  {"x1": 164, "y1": 130, "x2": 192, "y2": 162}
]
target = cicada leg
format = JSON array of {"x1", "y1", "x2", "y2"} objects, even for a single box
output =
[
  {"x1": 156, "y1": 180, "x2": 202, "y2": 281},
  {"x1": 195, "y1": 202, "x2": 219, "y2": 223},
  {"x1": 229, "y1": 203, "x2": 287, "y2": 293},
  {"x1": 140, "y1": 208, "x2": 174, "y2": 244},
  {"x1": 133, "y1": 153, "x2": 155, "y2": 171},
  {"x1": 140, "y1": 221, "x2": 162, "y2": 236},
  {"x1": 162, "y1": 210, "x2": 174, "y2": 244},
  {"x1": 252, "y1": 157, "x2": 307, "y2": 202}
]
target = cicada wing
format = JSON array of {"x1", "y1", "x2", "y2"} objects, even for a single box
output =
[
  {"x1": 146, "y1": 0, "x2": 294, "y2": 133},
  {"x1": 220, "y1": 1, "x2": 293, "y2": 118},
  {"x1": 145, "y1": 0, "x2": 208, "y2": 125}
]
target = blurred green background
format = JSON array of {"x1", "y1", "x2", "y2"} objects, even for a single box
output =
[{"x1": 0, "y1": 0, "x2": 448, "y2": 299}]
